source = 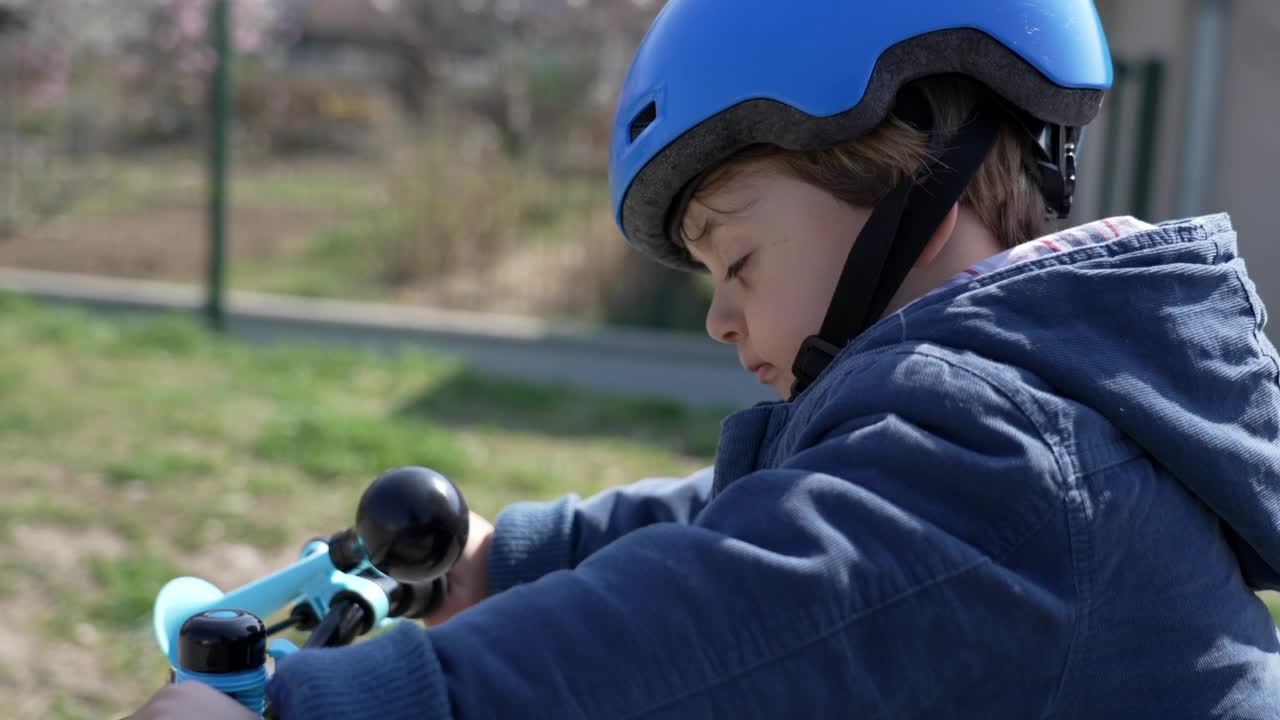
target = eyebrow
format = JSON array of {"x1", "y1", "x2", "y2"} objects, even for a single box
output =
[
  {"x1": 681, "y1": 194, "x2": 758, "y2": 259},
  {"x1": 682, "y1": 218, "x2": 728, "y2": 268},
  {"x1": 683, "y1": 215, "x2": 719, "y2": 250}
]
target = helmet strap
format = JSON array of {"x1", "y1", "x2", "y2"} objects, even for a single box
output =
[{"x1": 790, "y1": 89, "x2": 1003, "y2": 399}]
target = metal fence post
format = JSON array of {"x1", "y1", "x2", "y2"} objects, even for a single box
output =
[{"x1": 207, "y1": 0, "x2": 233, "y2": 331}]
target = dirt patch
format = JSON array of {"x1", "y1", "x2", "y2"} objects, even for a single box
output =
[
  {"x1": 180, "y1": 542, "x2": 300, "y2": 594},
  {"x1": 395, "y1": 223, "x2": 627, "y2": 319},
  {"x1": 0, "y1": 525, "x2": 133, "y2": 717},
  {"x1": 0, "y1": 205, "x2": 339, "y2": 280},
  {"x1": 12, "y1": 523, "x2": 128, "y2": 576},
  {"x1": 0, "y1": 189, "x2": 626, "y2": 322},
  {"x1": 0, "y1": 521, "x2": 299, "y2": 718}
]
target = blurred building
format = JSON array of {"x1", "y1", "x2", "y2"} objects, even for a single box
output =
[
  {"x1": 258, "y1": 0, "x2": 425, "y2": 151},
  {"x1": 0, "y1": 3, "x2": 26, "y2": 33},
  {"x1": 276, "y1": 0, "x2": 425, "y2": 104},
  {"x1": 1081, "y1": 0, "x2": 1280, "y2": 327}
]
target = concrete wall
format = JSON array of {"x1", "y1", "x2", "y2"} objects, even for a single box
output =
[
  {"x1": 1083, "y1": 0, "x2": 1280, "y2": 341},
  {"x1": 1080, "y1": 0, "x2": 1194, "y2": 224},
  {"x1": 1213, "y1": 1, "x2": 1280, "y2": 328}
]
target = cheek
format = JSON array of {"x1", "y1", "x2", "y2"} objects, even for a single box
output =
[
  {"x1": 749, "y1": 270, "x2": 832, "y2": 363},
  {"x1": 769, "y1": 250, "x2": 844, "y2": 330}
]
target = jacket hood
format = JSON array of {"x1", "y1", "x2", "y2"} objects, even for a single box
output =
[{"x1": 858, "y1": 213, "x2": 1280, "y2": 589}]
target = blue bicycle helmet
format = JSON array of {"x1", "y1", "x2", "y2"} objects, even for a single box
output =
[
  {"x1": 610, "y1": 0, "x2": 1112, "y2": 270},
  {"x1": 608, "y1": 0, "x2": 1112, "y2": 397}
]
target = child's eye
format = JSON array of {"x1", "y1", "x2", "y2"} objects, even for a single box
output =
[{"x1": 724, "y1": 252, "x2": 752, "y2": 281}]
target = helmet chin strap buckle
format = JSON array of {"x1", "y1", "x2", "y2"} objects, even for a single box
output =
[
  {"x1": 790, "y1": 334, "x2": 844, "y2": 399},
  {"x1": 1033, "y1": 123, "x2": 1080, "y2": 219},
  {"x1": 992, "y1": 101, "x2": 1081, "y2": 220}
]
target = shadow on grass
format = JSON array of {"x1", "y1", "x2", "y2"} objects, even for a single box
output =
[{"x1": 395, "y1": 367, "x2": 730, "y2": 459}]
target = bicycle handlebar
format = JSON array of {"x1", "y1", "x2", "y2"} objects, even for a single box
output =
[{"x1": 150, "y1": 466, "x2": 470, "y2": 717}]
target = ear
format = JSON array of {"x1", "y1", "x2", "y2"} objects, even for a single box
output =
[{"x1": 914, "y1": 202, "x2": 960, "y2": 268}]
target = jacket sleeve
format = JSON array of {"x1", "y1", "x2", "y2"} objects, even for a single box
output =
[
  {"x1": 267, "y1": 353, "x2": 1079, "y2": 720},
  {"x1": 487, "y1": 466, "x2": 716, "y2": 593}
]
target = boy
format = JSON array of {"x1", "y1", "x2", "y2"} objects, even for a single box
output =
[{"x1": 132, "y1": 0, "x2": 1280, "y2": 717}]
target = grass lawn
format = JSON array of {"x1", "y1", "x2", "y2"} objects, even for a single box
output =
[
  {"x1": 3, "y1": 293, "x2": 1278, "y2": 718},
  {"x1": 0, "y1": 294, "x2": 723, "y2": 718}
]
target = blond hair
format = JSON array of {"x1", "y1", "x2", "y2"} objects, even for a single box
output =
[{"x1": 682, "y1": 76, "x2": 1046, "y2": 250}]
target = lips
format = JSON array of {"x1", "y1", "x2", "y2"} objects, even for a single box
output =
[{"x1": 746, "y1": 362, "x2": 774, "y2": 384}]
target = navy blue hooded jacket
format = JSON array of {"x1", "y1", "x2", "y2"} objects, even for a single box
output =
[{"x1": 269, "y1": 214, "x2": 1280, "y2": 718}]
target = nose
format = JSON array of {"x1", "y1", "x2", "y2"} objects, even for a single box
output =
[{"x1": 705, "y1": 287, "x2": 744, "y2": 344}]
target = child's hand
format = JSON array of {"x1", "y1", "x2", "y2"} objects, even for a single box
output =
[
  {"x1": 126, "y1": 681, "x2": 259, "y2": 719},
  {"x1": 425, "y1": 510, "x2": 495, "y2": 626}
]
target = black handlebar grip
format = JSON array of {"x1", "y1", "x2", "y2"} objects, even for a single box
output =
[
  {"x1": 356, "y1": 466, "x2": 469, "y2": 583},
  {"x1": 178, "y1": 609, "x2": 267, "y2": 674}
]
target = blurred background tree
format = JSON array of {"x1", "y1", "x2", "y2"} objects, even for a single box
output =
[
  {"x1": 0, "y1": 0, "x2": 709, "y2": 331},
  {"x1": 6, "y1": 0, "x2": 1273, "y2": 335}
]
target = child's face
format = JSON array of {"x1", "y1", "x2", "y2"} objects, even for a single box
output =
[{"x1": 682, "y1": 161, "x2": 872, "y2": 399}]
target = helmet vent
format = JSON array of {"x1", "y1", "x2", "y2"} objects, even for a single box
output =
[{"x1": 629, "y1": 102, "x2": 658, "y2": 143}]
